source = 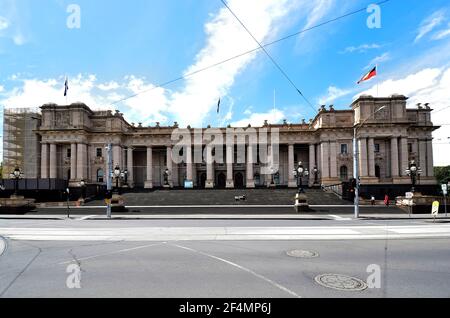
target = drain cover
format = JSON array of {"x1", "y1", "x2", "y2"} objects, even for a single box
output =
[
  {"x1": 314, "y1": 274, "x2": 367, "y2": 291},
  {"x1": 286, "y1": 250, "x2": 319, "y2": 258}
]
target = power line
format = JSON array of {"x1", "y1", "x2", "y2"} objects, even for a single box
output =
[
  {"x1": 432, "y1": 105, "x2": 450, "y2": 114},
  {"x1": 220, "y1": 0, "x2": 315, "y2": 111},
  {"x1": 109, "y1": 0, "x2": 393, "y2": 108}
]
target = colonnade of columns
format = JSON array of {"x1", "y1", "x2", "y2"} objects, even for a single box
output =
[{"x1": 39, "y1": 138, "x2": 435, "y2": 187}]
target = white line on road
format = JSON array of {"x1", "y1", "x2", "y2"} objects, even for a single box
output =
[
  {"x1": 328, "y1": 215, "x2": 352, "y2": 221},
  {"x1": 171, "y1": 243, "x2": 301, "y2": 298},
  {"x1": 58, "y1": 242, "x2": 167, "y2": 265},
  {"x1": 77, "y1": 215, "x2": 98, "y2": 221}
]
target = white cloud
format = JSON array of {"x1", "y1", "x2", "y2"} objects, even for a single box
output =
[
  {"x1": 98, "y1": 81, "x2": 120, "y2": 91},
  {"x1": 341, "y1": 43, "x2": 382, "y2": 54},
  {"x1": 356, "y1": 66, "x2": 450, "y2": 166},
  {"x1": 169, "y1": 0, "x2": 299, "y2": 127},
  {"x1": 432, "y1": 24, "x2": 450, "y2": 40},
  {"x1": 0, "y1": 16, "x2": 9, "y2": 30},
  {"x1": 364, "y1": 52, "x2": 390, "y2": 69},
  {"x1": 319, "y1": 86, "x2": 352, "y2": 104},
  {"x1": 231, "y1": 109, "x2": 284, "y2": 127},
  {"x1": 415, "y1": 9, "x2": 446, "y2": 43},
  {"x1": 0, "y1": 85, "x2": 4, "y2": 93}
]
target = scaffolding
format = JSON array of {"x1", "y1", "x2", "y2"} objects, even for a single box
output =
[{"x1": 2, "y1": 107, "x2": 41, "y2": 179}]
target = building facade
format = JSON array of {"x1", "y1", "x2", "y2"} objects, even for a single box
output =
[{"x1": 3, "y1": 95, "x2": 439, "y2": 192}]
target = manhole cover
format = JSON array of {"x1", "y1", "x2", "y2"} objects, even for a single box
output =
[
  {"x1": 286, "y1": 250, "x2": 319, "y2": 258},
  {"x1": 314, "y1": 274, "x2": 367, "y2": 291}
]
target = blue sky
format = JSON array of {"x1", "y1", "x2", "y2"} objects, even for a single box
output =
[{"x1": 1, "y1": 0, "x2": 450, "y2": 164}]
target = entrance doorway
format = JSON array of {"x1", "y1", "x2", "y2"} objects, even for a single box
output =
[
  {"x1": 234, "y1": 172, "x2": 244, "y2": 188},
  {"x1": 217, "y1": 172, "x2": 226, "y2": 189},
  {"x1": 199, "y1": 173, "x2": 207, "y2": 189}
]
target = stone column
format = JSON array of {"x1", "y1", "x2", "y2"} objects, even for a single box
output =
[
  {"x1": 49, "y1": 143, "x2": 57, "y2": 179},
  {"x1": 166, "y1": 146, "x2": 173, "y2": 188},
  {"x1": 113, "y1": 145, "x2": 121, "y2": 168},
  {"x1": 329, "y1": 141, "x2": 337, "y2": 178},
  {"x1": 144, "y1": 147, "x2": 153, "y2": 189},
  {"x1": 288, "y1": 144, "x2": 296, "y2": 187},
  {"x1": 309, "y1": 144, "x2": 316, "y2": 185},
  {"x1": 226, "y1": 145, "x2": 234, "y2": 188},
  {"x1": 320, "y1": 142, "x2": 330, "y2": 179},
  {"x1": 419, "y1": 140, "x2": 427, "y2": 174},
  {"x1": 41, "y1": 143, "x2": 49, "y2": 179},
  {"x1": 186, "y1": 145, "x2": 193, "y2": 182},
  {"x1": 70, "y1": 143, "x2": 77, "y2": 180},
  {"x1": 246, "y1": 144, "x2": 255, "y2": 188},
  {"x1": 76, "y1": 143, "x2": 87, "y2": 181},
  {"x1": 391, "y1": 137, "x2": 399, "y2": 178},
  {"x1": 399, "y1": 137, "x2": 409, "y2": 177},
  {"x1": 426, "y1": 139, "x2": 434, "y2": 177},
  {"x1": 368, "y1": 138, "x2": 376, "y2": 177},
  {"x1": 358, "y1": 138, "x2": 368, "y2": 177},
  {"x1": 205, "y1": 145, "x2": 214, "y2": 188},
  {"x1": 127, "y1": 147, "x2": 134, "y2": 188}
]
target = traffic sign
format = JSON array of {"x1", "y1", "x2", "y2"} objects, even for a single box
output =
[{"x1": 431, "y1": 201, "x2": 440, "y2": 215}]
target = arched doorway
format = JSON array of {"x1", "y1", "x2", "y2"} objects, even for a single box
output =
[
  {"x1": 340, "y1": 166, "x2": 348, "y2": 181},
  {"x1": 234, "y1": 172, "x2": 244, "y2": 188},
  {"x1": 217, "y1": 172, "x2": 226, "y2": 189},
  {"x1": 199, "y1": 173, "x2": 207, "y2": 189}
]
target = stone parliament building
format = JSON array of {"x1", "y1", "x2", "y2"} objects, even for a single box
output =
[{"x1": 2, "y1": 94, "x2": 439, "y2": 197}]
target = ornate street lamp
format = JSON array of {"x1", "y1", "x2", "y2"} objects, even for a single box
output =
[
  {"x1": 164, "y1": 168, "x2": 170, "y2": 186},
  {"x1": 313, "y1": 166, "x2": 319, "y2": 185},
  {"x1": 10, "y1": 167, "x2": 23, "y2": 196},
  {"x1": 293, "y1": 162, "x2": 309, "y2": 193},
  {"x1": 79, "y1": 179, "x2": 86, "y2": 200},
  {"x1": 112, "y1": 165, "x2": 128, "y2": 194},
  {"x1": 405, "y1": 160, "x2": 422, "y2": 193}
]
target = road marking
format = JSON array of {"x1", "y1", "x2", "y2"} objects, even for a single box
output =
[
  {"x1": 0, "y1": 237, "x2": 6, "y2": 256},
  {"x1": 58, "y1": 242, "x2": 167, "y2": 265},
  {"x1": 77, "y1": 215, "x2": 98, "y2": 221},
  {"x1": 2, "y1": 224, "x2": 450, "y2": 241},
  {"x1": 328, "y1": 215, "x2": 352, "y2": 221},
  {"x1": 172, "y1": 243, "x2": 301, "y2": 298}
]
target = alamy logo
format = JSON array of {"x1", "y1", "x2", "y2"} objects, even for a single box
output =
[
  {"x1": 66, "y1": 4, "x2": 81, "y2": 29},
  {"x1": 367, "y1": 4, "x2": 382, "y2": 29},
  {"x1": 66, "y1": 263, "x2": 81, "y2": 289},
  {"x1": 366, "y1": 264, "x2": 381, "y2": 289}
]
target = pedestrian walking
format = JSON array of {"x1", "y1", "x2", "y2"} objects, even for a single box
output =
[{"x1": 384, "y1": 194, "x2": 390, "y2": 207}]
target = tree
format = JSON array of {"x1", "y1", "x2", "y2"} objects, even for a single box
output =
[{"x1": 434, "y1": 166, "x2": 450, "y2": 185}]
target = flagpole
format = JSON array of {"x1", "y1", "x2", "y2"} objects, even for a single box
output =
[{"x1": 376, "y1": 64, "x2": 379, "y2": 97}]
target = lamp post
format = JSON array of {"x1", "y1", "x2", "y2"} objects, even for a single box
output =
[
  {"x1": 293, "y1": 162, "x2": 309, "y2": 194},
  {"x1": 405, "y1": 160, "x2": 422, "y2": 193},
  {"x1": 113, "y1": 165, "x2": 121, "y2": 194},
  {"x1": 353, "y1": 105, "x2": 387, "y2": 219},
  {"x1": 10, "y1": 167, "x2": 23, "y2": 196},
  {"x1": 79, "y1": 179, "x2": 86, "y2": 201},
  {"x1": 313, "y1": 166, "x2": 319, "y2": 185},
  {"x1": 164, "y1": 168, "x2": 170, "y2": 186}
]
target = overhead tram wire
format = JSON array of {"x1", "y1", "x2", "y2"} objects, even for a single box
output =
[
  {"x1": 109, "y1": 0, "x2": 393, "y2": 108},
  {"x1": 220, "y1": 0, "x2": 315, "y2": 111}
]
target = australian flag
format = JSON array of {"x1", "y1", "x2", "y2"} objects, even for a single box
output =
[{"x1": 64, "y1": 77, "x2": 69, "y2": 97}]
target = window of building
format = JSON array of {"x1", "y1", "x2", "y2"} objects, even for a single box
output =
[
  {"x1": 97, "y1": 169, "x2": 104, "y2": 183},
  {"x1": 67, "y1": 148, "x2": 71, "y2": 158},
  {"x1": 374, "y1": 143, "x2": 380, "y2": 153},
  {"x1": 96, "y1": 148, "x2": 102, "y2": 158},
  {"x1": 340, "y1": 144, "x2": 348, "y2": 155},
  {"x1": 340, "y1": 166, "x2": 348, "y2": 181},
  {"x1": 375, "y1": 165, "x2": 381, "y2": 178}
]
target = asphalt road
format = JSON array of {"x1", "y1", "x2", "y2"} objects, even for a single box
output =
[{"x1": 1, "y1": 218, "x2": 450, "y2": 298}]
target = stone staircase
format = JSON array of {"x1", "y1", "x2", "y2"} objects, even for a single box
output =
[{"x1": 87, "y1": 188, "x2": 349, "y2": 206}]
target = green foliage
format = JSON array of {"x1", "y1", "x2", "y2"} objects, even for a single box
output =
[{"x1": 434, "y1": 166, "x2": 450, "y2": 185}]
